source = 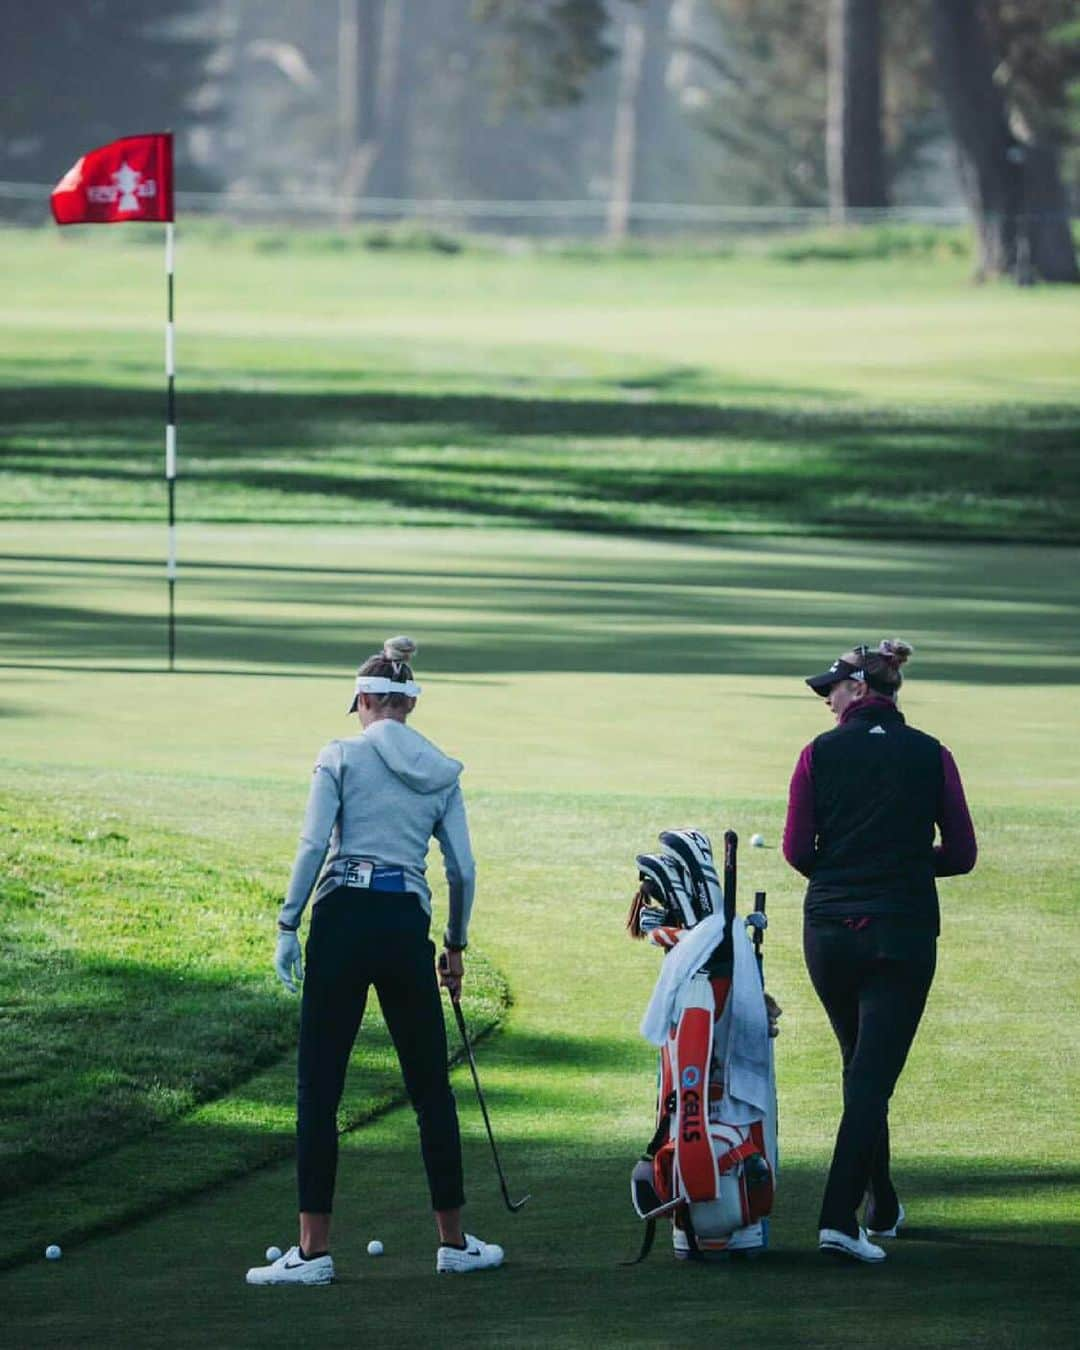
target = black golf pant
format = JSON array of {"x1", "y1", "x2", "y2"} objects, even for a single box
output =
[
  {"x1": 297, "y1": 886, "x2": 465, "y2": 1214},
  {"x1": 803, "y1": 916, "x2": 936, "y2": 1237}
]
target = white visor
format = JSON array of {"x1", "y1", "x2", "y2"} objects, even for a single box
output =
[{"x1": 348, "y1": 674, "x2": 421, "y2": 712}]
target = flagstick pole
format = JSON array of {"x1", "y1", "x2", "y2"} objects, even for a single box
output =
[{"x1": 165, "y1": 221, "x2": 177, "y2": 671}]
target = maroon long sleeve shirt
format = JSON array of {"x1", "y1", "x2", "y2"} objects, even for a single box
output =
[{"x1": 782, "y1": 696, "x2": 978, "y2": 881}]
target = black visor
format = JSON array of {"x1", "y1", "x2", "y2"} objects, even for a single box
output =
[{"x1": 805, "y1": 657, "x2": 865, "y2": 696}]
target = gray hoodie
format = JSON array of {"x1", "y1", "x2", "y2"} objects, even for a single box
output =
[{"x1": 278, "y1": 719, "x2": 476, "y2": 946}]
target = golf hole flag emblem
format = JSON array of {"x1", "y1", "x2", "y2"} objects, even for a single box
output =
[{"x1": 50, "y1": 133, "x2": 174, "y2": 225}]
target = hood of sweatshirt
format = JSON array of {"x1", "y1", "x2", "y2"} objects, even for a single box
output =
[{"x1": 363, "y1": 719, "x2": 463, "y2": 793}]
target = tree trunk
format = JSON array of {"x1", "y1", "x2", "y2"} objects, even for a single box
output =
[
  {"x1": 338, "y1": 0, "x2": 383, "y2": 222},
  {"x1": 365, "y1": 0, "x2": 413, "y2": 202},
  {"x1": 1019, "y1": 142, "x2": 1079, "y2": 284},
  {"x1": 607, "y1": 4, "x2": 648, "y2": 242},
  {"x1": 930, "y1": 0, "x2": 1020, "y2": 280},
  {"x1": 827, "y1": 0, "x2": 887, "y2": 220},
  {"x1": 634, "y1": 0, "x2": 677, "y2": 204}
]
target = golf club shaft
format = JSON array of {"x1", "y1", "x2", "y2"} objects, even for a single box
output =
[{"x1": 447, "y1": 992, "x2": 530, "y2": 1213}]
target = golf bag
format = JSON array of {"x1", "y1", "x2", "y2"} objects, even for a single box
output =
[{"x1": 627, "y1": 829, "x2": 777, "y2": 1261}]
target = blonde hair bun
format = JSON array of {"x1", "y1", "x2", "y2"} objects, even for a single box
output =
[
  {"x1": 878, "y1": 638, "x2": 914, "y2": 667},
  {"x1": 382, "y1": 635, "x2": 418, "y2": 665}
]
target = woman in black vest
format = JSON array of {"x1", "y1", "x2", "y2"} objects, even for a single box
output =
[{"x1": 782, "y1": 640, "x2": 976, "y2": 1262}]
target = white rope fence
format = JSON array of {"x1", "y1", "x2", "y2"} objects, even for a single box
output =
[{"x1": 0, "y1": 179, "x2": 988, "y2": 233}]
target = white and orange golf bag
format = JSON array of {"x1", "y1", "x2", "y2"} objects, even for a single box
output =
[{"x1": 627, "y1": 829, "x2": 777, "y2": 1261}]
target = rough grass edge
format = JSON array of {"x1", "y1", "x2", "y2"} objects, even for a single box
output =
[{"x1": 0, "y1": 957, "x2": 509, "y2": 1273}]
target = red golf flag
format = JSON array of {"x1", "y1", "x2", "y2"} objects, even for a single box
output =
[{"x1": 51, "y1": 133, "x2": 174, "y2": 225}]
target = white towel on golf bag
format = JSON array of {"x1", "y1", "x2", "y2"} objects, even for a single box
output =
[
  {"x1": 639, "y1": 913, "x2": 771, "y2": 1124},
  {"x1": 639, "y1": 912, "x2": 725, "y2": 1046},
  {"x1": 718, "y1": 921, "x2": 772, "y2": 1124}
]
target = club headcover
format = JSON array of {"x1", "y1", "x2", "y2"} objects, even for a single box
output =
[
  {"x1": 636, "y1": 852, "x2": 698, "y2": 929},
  {"x1": 658, "y1": 829, "x2": 722, "y2": 925}
]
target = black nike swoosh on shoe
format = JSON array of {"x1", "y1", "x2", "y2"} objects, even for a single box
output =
[{"x1": 283, "y1": 1261, "x2": 308, "y2": 1269}]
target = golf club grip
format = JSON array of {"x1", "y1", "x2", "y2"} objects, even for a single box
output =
[
  {"x1": 723, "y1": 829, "x2": 738, "y2": 917},
  {"x1": 753, "y1": 890, "x2": 767, "y2": 959}
]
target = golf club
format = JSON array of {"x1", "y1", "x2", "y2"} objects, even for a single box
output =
[{"x1": 439, "y1": 954, "x2": 530, "y2": 1213}]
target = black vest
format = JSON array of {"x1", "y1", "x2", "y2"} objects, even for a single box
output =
[{"x1": 806, "y1": 702, "x2": 943, "y2": 931}]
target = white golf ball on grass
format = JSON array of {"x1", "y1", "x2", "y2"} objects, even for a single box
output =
[
  {"x1": 750, "y1": 833, "x2": 765, "y2": 848},
  {"x1": 45, "y1": 1244, "x2": 62, "y2": 1261},
  {"x1": 265, "y1": 1245, "x2": 283, "y2": 1262},
  {"x1": 367, "y1": 1239, "x2": 384, "y2": 1257}
]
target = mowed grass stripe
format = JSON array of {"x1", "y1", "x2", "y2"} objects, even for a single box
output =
[{"x1": 1, "y1": 230, "x2": 1078, "y2": 541}]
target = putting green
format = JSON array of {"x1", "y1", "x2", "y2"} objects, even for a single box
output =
[{"x1": 2, "y1": 521, "x2": 1078, "y2": 1346}]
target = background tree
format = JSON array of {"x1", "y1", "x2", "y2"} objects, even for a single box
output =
[
  {"x1": 686, "y1": 1, "x2": 831, "y2": 207},
  {"x1": 827, "y1": 0, "x2": 887, "y2": 218},
  {"x1": 475, "y1": 0, "x2": 614, "y2": 109},
  {"x1": 931, "y1": 0, "x2": 1078, "y2": 282},
  {"x1": 1, "y1": 1, "x2": 219, "y2": 189},
  {"x1": 986, "y1": 0, "x2": 1079, "y2": 281},
  {"x1": 607, "y1": 1, "x2": 676, "y2": 239}
]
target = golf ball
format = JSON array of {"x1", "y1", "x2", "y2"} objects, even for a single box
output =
[
  {"x1": 265, "y1": 1245, "x2": 283, "y2": 1262},
  {"x1": 45, "y1": 1244, "x2": 62, "y2": 1261},
  {"x1": 750, "y1": 833, "x2": 765, "y2": 848},
  {"x1": 367, "y1": 1239, "x2": 384, "y2": 1257}
]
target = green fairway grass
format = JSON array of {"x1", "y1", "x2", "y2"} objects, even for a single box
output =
[
  {"x1": 1, "y1": 521, "x2": 1078, "y2": 1347},
  {"x1": 2, "y1": 228, "x2": 1078, "y2": 540},
  {"x1": 2, "y1": 229, "x2": 1078, "y2": 1344}
]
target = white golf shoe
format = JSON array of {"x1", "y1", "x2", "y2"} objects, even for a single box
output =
[
  {"x1": 245, "y1": 1245, "x2": 335, "y2": 1285},
  {"x1": 867, "y1": 1203, "x2": 906, "y2": 1239},
  {"x1": 818, "y1": 1227, "x2": 887, "y2": 1263},
  {"x1": 436, "y1": 1233, "x2": 504, "y2": 1274}
]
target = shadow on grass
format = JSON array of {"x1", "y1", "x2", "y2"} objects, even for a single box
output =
[
  {"x1": 1, "y1": 534, "x2": 1077, "y2": 683},
  {"x1": 0, "y1": 942, "x2": 506, "y2": 1273},
  {"x1": 1, "y1": 381, "x2": 1078, "y2": 542},
  {"x1": 0, "y1": 949, "x2": 297, "y2": 1202},
  {"x1": 6, "y1": 1140, "x2": 1077, "y2": 1346},
  {"x1": 2, "y1": 995, "x2": 1077, "y2": 1341}
]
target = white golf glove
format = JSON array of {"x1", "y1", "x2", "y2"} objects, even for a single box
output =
[{"x1": 274, "y1": 930, "x2": 303, "y2": 993}]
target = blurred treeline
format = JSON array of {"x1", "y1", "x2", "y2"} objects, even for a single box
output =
[{"x1": 2, "y1": 1, "x2": 1077, "y2": 278}]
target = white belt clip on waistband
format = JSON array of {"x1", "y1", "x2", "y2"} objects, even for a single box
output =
[{"x1": 344, "y1": 859, "x2": 374, "y2": 888}]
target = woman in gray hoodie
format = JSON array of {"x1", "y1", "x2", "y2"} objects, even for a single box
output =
[{"x1": 246, "y1": 637, "x2": 503, "y2": 1285}]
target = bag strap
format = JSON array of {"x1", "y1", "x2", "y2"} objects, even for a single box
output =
[
  {"x1": 644, "y1": 1093, "x2": 675, "y2": 1160},
  {"x1": 681, "y1": 1205, "x2": 704, "y2": 1260},
  {"x1": 623, "y1": 1092, "x2": 677, "y2": 1265},
  {"x1": 715, "y1": 1138, "x2": 761, "y2": 1174}
]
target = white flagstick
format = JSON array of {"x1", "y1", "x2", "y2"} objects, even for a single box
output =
[{"x1": 165, "y1": 221, "x2": 177, "y2": 670}]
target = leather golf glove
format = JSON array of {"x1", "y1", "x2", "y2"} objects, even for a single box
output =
[{"x1": 274, "y1": 930, "x2": 303, "y2": 993}]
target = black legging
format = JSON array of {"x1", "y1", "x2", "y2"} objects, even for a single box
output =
[
  {"x1": 803, "y1": 916, "x2": 936, "y2": 1236},
  {"x1": 296, "y1": 886, "x2": 465, "y2": 1214}
]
